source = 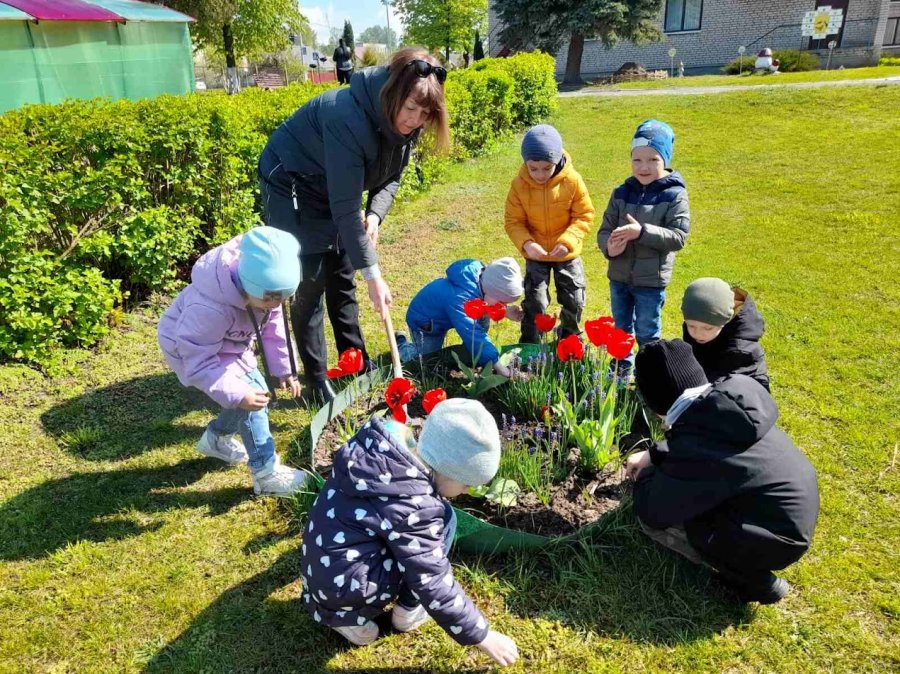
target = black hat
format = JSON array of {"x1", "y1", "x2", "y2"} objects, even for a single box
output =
[{"x1": 635, "y1": 339, "x2": 709, "y2": 415}]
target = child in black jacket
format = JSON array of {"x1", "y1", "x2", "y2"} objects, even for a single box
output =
[{"x1": 627, "y1": 339, "x2": 819, "y2": 603}]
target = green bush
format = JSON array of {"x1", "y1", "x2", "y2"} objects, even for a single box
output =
[
  {"x1": 774, "y1": 50, "x2": 820, "y2": 72},
  {"x1": 879, "y1": 56, "x2": 900, "y2": 67},
  {"x1": 722, "y1": 50, "x2": 820, "y2": 75},
  {"x1": 0, "y1": 52, "x2": 557, "y2": 368}
]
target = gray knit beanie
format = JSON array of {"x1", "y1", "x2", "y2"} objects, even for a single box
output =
[
  {"x1": 481, "y1": 257, "x2": 523, "y2": 304},
  {"x1": 521, "y1": 124, "x2": 563, "y2": 164},
  {"x1": 681, "y1": 277, "x2": 735, "y2": 327},
  {"x1": 418, "y1": 399, "x2": 501, "y2": 487}
]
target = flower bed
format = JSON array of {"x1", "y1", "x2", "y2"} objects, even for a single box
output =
[{"x1": 308, "y1": 314, "x2": 652, "y2": 554}]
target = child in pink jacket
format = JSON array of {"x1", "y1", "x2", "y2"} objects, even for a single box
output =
[{"x1": 158, "y1": 226, "x2": 308, "y2": 496}]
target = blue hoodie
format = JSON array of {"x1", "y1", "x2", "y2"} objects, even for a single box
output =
[
  {"x1": 405, "y1": 259, "x2": 499, "y2": 366},
  {"x1": 301, "y1": 416, "x2": 489, "y2": 646}
]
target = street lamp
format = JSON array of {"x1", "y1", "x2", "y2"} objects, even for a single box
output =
[{"x1": 382, "y1": 0, "x2": 393, "y2": 50}]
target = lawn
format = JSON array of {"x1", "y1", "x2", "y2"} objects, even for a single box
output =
[
  {"x1": 590, "y1": 64, "x2": 900, "y2": 89},
  {"x1": 1, "y1": 84, "x2": 899, "y2": 673}
]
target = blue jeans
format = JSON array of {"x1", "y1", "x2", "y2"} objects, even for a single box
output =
[
  {"x1": 398, "y1": 317, "x2": 490, "y2": 363},
  {"x1": 609, "y1": 280, "x2": 666, "y2": 365},
  {"x1": 207, "y1": 368, "x2": 276, "y2": 474},
  {"x1": 396, "y1": 501, "x2": 458, "y2": 609}
]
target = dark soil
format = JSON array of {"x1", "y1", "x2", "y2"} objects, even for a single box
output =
[{"x1": 312, "y1": 378, "x2": 640, "y2": 538}]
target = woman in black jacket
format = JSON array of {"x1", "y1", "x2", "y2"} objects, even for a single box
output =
[{"x1": 258, "y1": 48, "x2": 449, "y2": 400}]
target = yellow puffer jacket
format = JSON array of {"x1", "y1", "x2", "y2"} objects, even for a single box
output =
[{"x1": 504, "y1": 153, "x2": 595, "y2": 261}]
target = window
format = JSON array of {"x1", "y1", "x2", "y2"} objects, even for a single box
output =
[
  {"x1": 665, "y1": 0, "x2": 703, "y2": 33},
  {"x1": 885, "y1": 17, "x2": 900, "y2": 46}
]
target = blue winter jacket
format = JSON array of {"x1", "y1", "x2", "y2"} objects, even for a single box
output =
[
  {"x1": 300, "y1": 416, "x2": 489, "y2": 646},
  {"x1": 406, "y1": 259, "x2": 499, "y2": 366}
]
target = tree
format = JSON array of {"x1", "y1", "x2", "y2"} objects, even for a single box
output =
[
  {"x1": 342, "y1": 19, "x2": 356, "y2": 57},
  {"x1": 473, "y1": 28, "x2": 485, "y2": 60},
  {"x1": 359, "y1": 24, "x2": 398, "y2": 47},
  {"x1": 395, "y1": 0, "x2": 487, "y2": 62},
  {"x1": 320, "y1": 26, "x2": 343, "y2": 56},
  {"x1": 494, "y1": 0, "x2": 663, "y2": 84},
  {"x1": 168, "y1": 0, "x2": 308, "y2": 92}
]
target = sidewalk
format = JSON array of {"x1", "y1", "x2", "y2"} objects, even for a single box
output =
[{"x1": 559, "y1": 75, "x2": 900, "y2": 97}]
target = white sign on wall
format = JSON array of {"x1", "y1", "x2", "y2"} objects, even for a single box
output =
[{"x1": 801, "y1": 7, "x2": 844, "y2": 39}]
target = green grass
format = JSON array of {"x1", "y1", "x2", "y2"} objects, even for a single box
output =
[
  {"x1": 2, "y1": 84, "x2": 899, "y2": 672},
  {"x1": 591, "y1": 64, "x2": 900, "y2": 89}
]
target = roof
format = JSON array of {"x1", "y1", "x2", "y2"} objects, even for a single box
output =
[{"x1": 0, "y1": 0, "x2": 193, "y2": 22}]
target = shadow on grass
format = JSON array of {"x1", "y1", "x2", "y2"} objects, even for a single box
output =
[
  {"x1": 469, "y1": 504, "x2": 753, "y2": 646},
  {"x1": 40, "y1": 373, "x2": 216, "y2": 461},
  {"x1": 143, "y1": 547, "x2": 339, "y2": 673},
  {"x1": 0, "y1": 458, "x2": 244, "y2": 561}
]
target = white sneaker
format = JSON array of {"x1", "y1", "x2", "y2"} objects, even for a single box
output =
[
  {"x1": 252, "y1": 463, "x2": 310, "y2": 497},
  {"x1": 333, "y1": 621, "x2": 379, "y2": 645},
  {"x1": 391, "y1": 604, "x2": 431, "y2": 632},
  {"x1": 197, "y1": 430, "x2": 249, "y2": 465}
]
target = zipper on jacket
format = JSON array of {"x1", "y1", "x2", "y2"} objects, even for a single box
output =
[{"x1": 291, "y1": 181, "x2": 298, "y2": 211}]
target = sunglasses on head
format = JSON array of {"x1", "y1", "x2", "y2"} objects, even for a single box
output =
[{"x1": 406, "y1": 59, "x2": 447, "y2": 84}]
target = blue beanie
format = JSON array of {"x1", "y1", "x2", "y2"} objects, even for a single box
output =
[
  {"x1": 237, "y1": 226, "x2": 301, "y2": 299},
  {"x1": 632, "y1": 119, "x2": 675, "y2": 167},
  {"x1": 521, "y1": 124, "x2": 563, "y2": 164}
]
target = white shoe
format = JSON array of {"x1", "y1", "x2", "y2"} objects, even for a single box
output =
[
  {"x1": 333, "y1": 621, "x2": 379, "y2": 645},
  {"x1": 197, "y1": 430, "x2": 248, "y2": 465},
  {"x1": 252, "y1": 463, "x2": 310, "y2": 497},
  {"x1": 391, "y1": 603, "x2": 431, "y2": 632}
]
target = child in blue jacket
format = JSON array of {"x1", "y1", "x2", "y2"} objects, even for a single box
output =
[
  {"x1": 301, "y1": 399, "x2": 519, "y2": 666},
  {"x1": 397, "y1": 258, "x2": 523, "y2": 376}
]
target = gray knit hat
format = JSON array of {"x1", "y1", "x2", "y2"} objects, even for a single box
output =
[
  {"x1": 418, "y1": 399, "x2": 501, "y2": 487},
  {"x1": 481, "y1": 257, "x2": 524, "y2": 304},
  {"x1": 681, "y1": 277, "x2": 735, "y2": 327},
  {"x1": 521, "y1": 124, "x2": 563, "y2": 164}
]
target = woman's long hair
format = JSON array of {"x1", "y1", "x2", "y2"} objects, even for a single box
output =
[{"x1": 380, "y1": 47, "x2": 450, "y2": 153}]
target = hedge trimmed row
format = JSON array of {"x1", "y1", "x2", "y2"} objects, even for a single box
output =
[{"x1": 0, "y1": 52, "x2": 557, "y2": 368}]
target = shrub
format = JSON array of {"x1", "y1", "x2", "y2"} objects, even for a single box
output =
[
  {"x1": 723, "y1": 50, "x2": 820, "y2": 75},
  {"x1": 0, "y1": 52, "x2": 557, "y2": 368},
  {"x1": 879, "y1": 56, "x2": 900, "y2": 67},
  {"x1": 774, "y1": 50, "x2": 820, "y2": 72}
]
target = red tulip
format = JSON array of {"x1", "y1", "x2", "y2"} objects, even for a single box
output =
[
  {"x1": 584, "y1": 316, "x2": 616, "y2": 347},
  {"x1": 607, "y1": 329, "x2": 636, "y2": 361},
  {"x1": 534, "y1": 313, "x2": 557, "y2": 333},
  {"x1": 463, "y1": 298, "x2": 488, "y2": 320},
  {"x1": 540, "y1": 405, "x2": 552, "y2": 422},
  {"x1": 556, "y1": 334, "x2": 585, "y2": 362},
  {"x1": 422, "y1": 388, "x2": 448, "y2": 414},
  {"x1": 337, "y1": 347, "x2": 364, "y2": 375},
  {"x1": 485, "y1": 303, "x2": 507, "y2": 321},
  {"x1": 385, "y1": 377, "x2": 417, "y2": 423},
  {"x1": 326, "y1": 368, "x2": 345, "y2": 379}
]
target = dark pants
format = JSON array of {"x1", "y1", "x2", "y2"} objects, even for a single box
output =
[
  {"x1": 337, "y1": 68, "x2": 353, "y2": 85},
  {"x1": 520, "y1": 257, "x2": 586, "y2": 343},
  {"x1": 292, "y1": 251, "x2": 368, "y2": 382},
  {"x1": 397, "y1": 501, "x2": 457, "y2": 608}
]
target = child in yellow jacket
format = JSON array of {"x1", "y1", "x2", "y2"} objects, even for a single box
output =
[{"x1": 505, "y1": 124, "x2": 595, "y2": 342}]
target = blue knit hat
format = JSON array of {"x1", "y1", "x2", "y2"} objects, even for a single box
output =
[
  {"x1": 632, "y1": 119, "x2": 675, "y2": 167},
  {"x1": 237, "y1": 226, "x2": 301, "y2": 300},
  {"x1": 521, "y1": 124, "x2": 563, "y2": 164}
]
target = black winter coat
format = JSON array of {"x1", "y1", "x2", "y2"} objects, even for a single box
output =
[
  {"x1": 634, "y1": 375, "x2": 819, "y2": 573},
  {"x1": 683, "y1": 289, "x2": 770, "y2": 390},
  {"x1": 259, "y1": 66, "x2": 417, "y2": 269}
]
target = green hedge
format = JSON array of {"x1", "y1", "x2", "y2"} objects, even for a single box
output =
[
  {"x1": 0, "y1": 52, "x2": 557, "y2": 368},
  {"x1": 722, "y1": 50, "x2": 820, "y2": 75}
]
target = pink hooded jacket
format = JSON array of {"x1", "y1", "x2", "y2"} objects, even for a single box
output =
[{"x1": 157, "y1": 235, "x2": 292, "y2": 409}]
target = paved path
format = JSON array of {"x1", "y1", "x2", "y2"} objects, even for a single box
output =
[{"x1": 559, "y1": 75, "x2": 900, "y2": 97}]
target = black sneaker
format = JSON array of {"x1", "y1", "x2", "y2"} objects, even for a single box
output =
[{"x1": 715, "y1": 571, "x2": 791, "y2": 604}]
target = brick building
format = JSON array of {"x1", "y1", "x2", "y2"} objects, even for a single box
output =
[{"x1": 488, "y1": 0, "x2": 900, "y2": 79}]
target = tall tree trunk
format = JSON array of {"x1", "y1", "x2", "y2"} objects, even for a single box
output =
[
  {"x1": 223, "y1": 22, "x2": 240, "y2": 94},
  {"x1": 563, "y1": 32, "x2": 585, "y2": 85}
]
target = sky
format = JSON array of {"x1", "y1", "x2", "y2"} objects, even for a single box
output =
[{"x1": 299, "y1": 1, "x2": 403, "y2": 46}]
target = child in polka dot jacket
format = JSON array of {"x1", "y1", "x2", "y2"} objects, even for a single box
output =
[{"x1": 300, "y1": 399, "x2": 519, "y2": 667}]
